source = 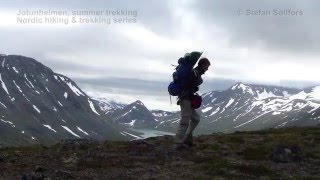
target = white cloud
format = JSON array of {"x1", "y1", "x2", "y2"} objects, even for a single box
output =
[{"x1": 1, "y1": 0, "x2": 320, "y2": 111}]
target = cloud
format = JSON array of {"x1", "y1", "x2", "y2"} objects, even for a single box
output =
[
  {"x1": 191, "y1": 0, "x2": 320, "y2": 56},
  {"x1": 1, "y1": 0, "x2": 320, "y2": 111}
]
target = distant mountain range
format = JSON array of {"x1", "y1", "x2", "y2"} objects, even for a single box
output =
[
  {"x1": 152, "y1": 83, "x2": 320, "y2": 134},
  {"x1": 96, "y1": 82, "x2": 320, "y2": 135},
  {"x1": 1, "y1": 54, "x2": 319, "y2": 147}
]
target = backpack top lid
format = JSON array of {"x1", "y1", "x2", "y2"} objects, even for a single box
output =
[{"x1": 183, "y1": 51, "x2": 202, "y2": 61}]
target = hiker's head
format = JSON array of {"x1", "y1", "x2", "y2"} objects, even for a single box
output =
[{"x1": 198, "y1": 58, "x2": 210, "y2": 72}]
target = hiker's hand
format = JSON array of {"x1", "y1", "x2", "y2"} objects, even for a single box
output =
[{"x1": 193, "y1": 86, "x2": 199, "y2": 92}]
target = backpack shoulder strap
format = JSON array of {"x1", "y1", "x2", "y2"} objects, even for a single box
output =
[{"x1": 192, "y1": 69, "x2": 199, "y2": 77}]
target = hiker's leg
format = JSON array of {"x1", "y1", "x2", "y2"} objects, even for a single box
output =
[
  {"x1": 185, "y1": 109, "x2": 200, "y2": 143},
  {"x1": 175, "y1": 100, "x2": 192, "y2": 144}
]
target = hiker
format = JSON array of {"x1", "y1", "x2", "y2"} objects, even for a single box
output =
[{"x1": 174, "y1": 57, "x2": 211, "y2": 150}]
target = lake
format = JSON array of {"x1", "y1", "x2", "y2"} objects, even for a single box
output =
[{"x1": 130, "y1": 128, "x2": 175, "y2": 139}]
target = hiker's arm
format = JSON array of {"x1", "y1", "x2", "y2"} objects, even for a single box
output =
[{"x1": 185, "y1": 71, "x2": 199, "y2": 93}]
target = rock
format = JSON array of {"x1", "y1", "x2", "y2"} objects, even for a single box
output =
[
  {"x1": 21, "y1": 172, "x2": 45, "y2": 180},
  {"x1": 34, "y1": 165, "x2": 45, "y2": 173},
  {"x1": 270, "y1": 145, "x2": 304, "y2": 163},
  {"x1": 62, "y1": 153, "x2": 78, "y2": 164},
  {"x1": 9, "y1": 158, "x2": 17, "y2": 163},
  {"x1": 21, "y1": 173, "x2": 32, "y2": 180},
  {"x1": 54, "y1": 170, "x2": 73, "y2": 178},
  {"x1": 0, "y1": 154, "x2": 5, "y2": 162},
  {"x1": 14, "y1": 150, "x2": 23, "y2": 157}
]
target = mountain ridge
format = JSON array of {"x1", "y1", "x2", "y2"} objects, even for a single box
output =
[
  {"x1": 98, "y1": 82, "x2": 320, "y2": 135},
  {"x1": 0, "y1": 54, "x2": 131, "y2": 147}
]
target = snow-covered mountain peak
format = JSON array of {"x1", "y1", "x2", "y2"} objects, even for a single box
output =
[
  {"x1": 132, "y1": 100, "x2": 144, "y2": 106},
  {"x1": 307, "y1": 86, "x2": 320, "y2": 102},
  {"x1": 289, "y1": 86, "x2": 320, "y2": 102},
  {"x1": 255, "y1": 88, "x2": 279, "y2": 100},
  {"x1": 230, "y1": 82, "x2": 254, "y2": 95},
  {"x1": 91, "y1": 97, "x2": 126, "y2": 113}
]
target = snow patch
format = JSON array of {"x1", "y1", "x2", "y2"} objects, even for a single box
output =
[
  {"x1": 225, "y1": 98, "x2": 235, "y2": 108},
  {"x1": 209, "y1": 107, "x2": 220, "y2": 116},
  {"x1": 234, "y1": 111, "x2": 271, "y2": 129},
  {"x1": 153, "y1": 112, "x2": 163, "y2": 117},
  {"x1": 24, "y1": 74, "x2": 35, "y2": 88},
  {"x1": 1, "y1": 57, "x2": 5, "y2": 67},
  {"x1": 43, "y1": 124, "x2": 57, "y2": 133},
  {"x1": 0, "y1": 101, "x2": 7, "y2": 108},
  {"x1": 61, "y1": 126, "x2": 81, "y2": 138},
  {"x1": 13, "y1": 80, "x2": 22, "y2": 93},
  {"x1": 13, "y1": 80, "x2": 30, "y2": 101},
  {"x1": 121, "y1": 131, "x2": 141, "y2": 139},
  {"x1": 88, "y1": 99, "x2": 100, "y2": 115},
  {"x1": 308, "y1": 101, "x2": 320, "y2": 112},
  {"x1": 77, "y1": 126, "x2": 89, "y2": 135},
  {"x1": 272, "y1": 111, "x2": 281, "y2": 115},
  {"x1": 66, "y1": 82, "x2": 85, "y2": 96},
  {"x1": 59, "y1": 76, "x2": 65, "y2": 81},
  {"x1": 1, "y1": 119, "x2": 15, "y2": 127},
  {"x1": 33, "y1": 105, "x2": 41, "y2": 113},
  {"x1": 278, "y1": 104, "x2": 293, "y2": 112},
  {"x1": 58, "y1": 101, "x2": 63, "y2": 107},
  {"x1": 12, "y1": 67, "x2": 19, "y2": 73},
  {"x1": 118, "y1": 109, "x2": 133, "y2": 119},
  {"x1": 0, "y1": 74, "x2": 9, "y2": 95},
  {"x1": 307, "y1": 86, "x2": 320, "y2": 101},
  {"x1": 256, "y1": 89, "x2": 277, "y2": 100},
  {"x1": 283, "y1": 91, "x2": 291, "y2": 97},
  {"x1": 122, "y1": 119, "x2": 136, "y2": 126},
  {"x1": 276, "y1": 122, "x2": 288, "y2": 128},
  {"x1": 120, "y1": 132, "x2": 126, "y2": 136},
  {"x1": 202, "y1": 107, "x2": 213, "y2": 113}
]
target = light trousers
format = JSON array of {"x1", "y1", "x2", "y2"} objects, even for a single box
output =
[{"x1": 175, "y1": 99, "x2": 200, "y2": 144}]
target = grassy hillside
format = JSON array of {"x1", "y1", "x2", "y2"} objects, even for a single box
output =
[{"x1": 0, "y1": 126, "x2": 319, "y2": 179}]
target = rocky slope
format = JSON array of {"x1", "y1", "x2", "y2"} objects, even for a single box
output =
[{"x1": 0, "y1": 54, "x2": 130, "y2": 147}]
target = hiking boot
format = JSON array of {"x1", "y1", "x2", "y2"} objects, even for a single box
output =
[
  {"x1": 184, "y1": 141, "x2": 194, "y2": 147},
  {"x1": 184, "y1": 134, "x2": 194, "y2": 147},
  {"x1": 174, "y1": 143, "x2": 189, "y2": 151}
]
